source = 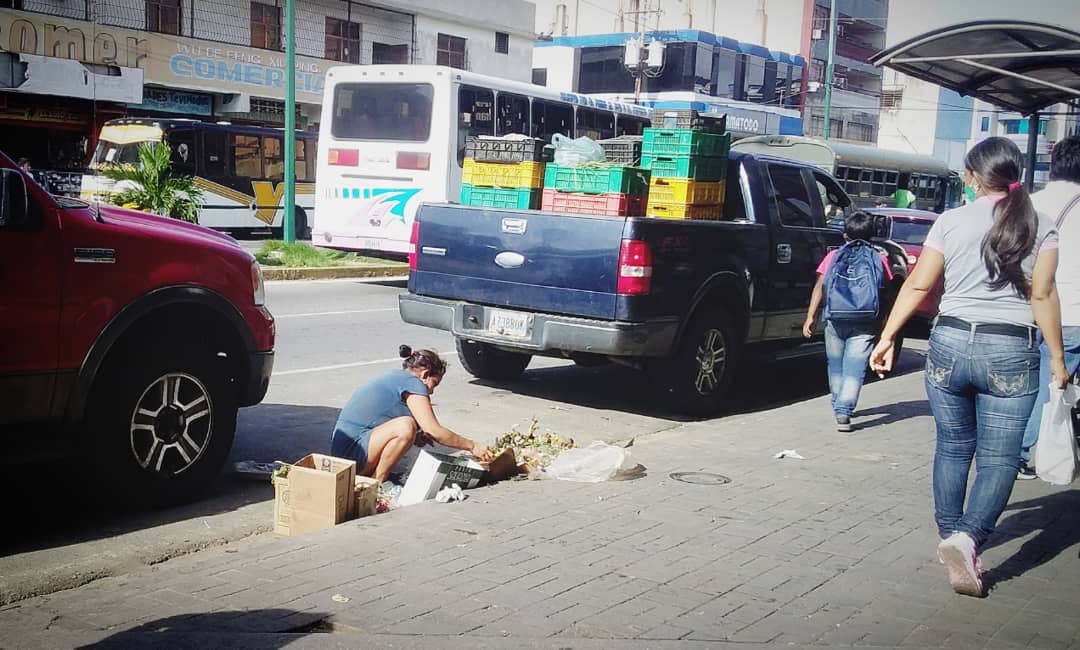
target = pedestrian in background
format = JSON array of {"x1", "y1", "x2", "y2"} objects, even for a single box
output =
[
  {"x1": 870, "y1": 137, "x2": 1067, "y2": 598},
  {"x1": 803, "y1": 211, "x2": 893, "y2": 432},
  {"x1": 1018, "y1": 135, "x2": 1080, "y2": 478}
]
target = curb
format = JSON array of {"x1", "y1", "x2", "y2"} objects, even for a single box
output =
[{"x1": 261, "y1": 265, "x2": 408, "y2": 281}]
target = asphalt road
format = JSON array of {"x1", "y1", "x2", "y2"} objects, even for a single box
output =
[{"x1": 1, "y1": 278, "x2": 927, "y2": 605}]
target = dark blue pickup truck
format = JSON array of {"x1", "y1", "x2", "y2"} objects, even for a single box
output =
[{"x1": 399, "y1": 151, "x2": 906, "y2": 416}]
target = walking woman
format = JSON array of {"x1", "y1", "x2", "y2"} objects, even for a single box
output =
[{"x1": 869, "y1": 137, "x2": 1068, "y2": 598}]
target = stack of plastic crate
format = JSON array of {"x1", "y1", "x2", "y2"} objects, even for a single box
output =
[
  {"x1": 460, "y1": 136, "x2": 548, "y2": 210},
  {"x1": 540, "y1": 164, "x2": 651, "y2": 216},
  {"x1": 642, "y1": 111, "x2": 731, "y2": 220}
]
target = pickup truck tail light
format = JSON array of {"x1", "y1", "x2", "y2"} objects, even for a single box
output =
[
  {"x1": 617, "y1": 239, "x2": 653, "y2": 295},
  {"x1": 408, "y1": 219, "x2": 420, "y2": 270}
]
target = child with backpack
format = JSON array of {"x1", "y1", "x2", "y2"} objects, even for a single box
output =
[{"x1": 803, "y1": 211, "x2": 893, "y2": 432}]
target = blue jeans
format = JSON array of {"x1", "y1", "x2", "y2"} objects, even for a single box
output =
[
  {"x1": 824, "y1": 319, "x2": 876, "y2": 418},
  {"x1": 1020, "y1": 326, "x2": 1080, "y2": 462},
  {"x1": 925, "y1": 324, "x2": 1039, "y2": 546}
]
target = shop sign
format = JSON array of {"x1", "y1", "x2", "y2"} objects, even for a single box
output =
[
  {"x1": 0, "y1": 104, "x2": 85, "y2": 124},
  {"x1": 135, "y1": 88, "x2": 213, "y2": 116},
  {"x1": 0, "y1": 10, "x2": 326, "y2": 102}
]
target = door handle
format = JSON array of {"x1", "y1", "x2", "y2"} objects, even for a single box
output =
[{"x1": 776, "y1": 243, "x2": 792, "y2": 264}]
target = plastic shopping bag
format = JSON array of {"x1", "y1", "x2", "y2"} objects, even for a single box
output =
[
  {"x1": 1034, "y1": 384, "x2": 1080, "y2": 486},
  {"x1": 545, "y1": 441, "x2": 637, "y2": 482},
  {"x1": 551, "y1": 133, "x2": 605, "y2": 167}
]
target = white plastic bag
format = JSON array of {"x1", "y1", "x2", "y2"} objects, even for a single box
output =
[
  {"x1": 545, "y1": 441, "x2": 636, "y2": 482},
  {"x1": 552, "y1": 133, "x2": 605, "y2": 167},
  {"x1": 1034, "y1": 384, "x2": 1080, "y2": 485}
]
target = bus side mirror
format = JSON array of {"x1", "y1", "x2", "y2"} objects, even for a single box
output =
[{"x1": 0, "y1": 169, "x2": 30, "y2": 229}]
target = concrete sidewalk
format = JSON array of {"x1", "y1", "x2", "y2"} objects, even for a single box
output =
[{"x1": 4, "y1": 368, "x2": 1080, "y2": 649}]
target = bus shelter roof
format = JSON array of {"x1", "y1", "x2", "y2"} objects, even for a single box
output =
[{"x1": 871, "y1": 20, "x2": 1080, "y2": 115}]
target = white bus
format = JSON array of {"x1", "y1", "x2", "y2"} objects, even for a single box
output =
[
  {"x1": 314, "y1": 65, "x2": 653, "y2": 258},
  {"x1": 731, "y1": 135, "x2": 964, "y2": 213},
  {"x1": 82, "y1": 118, "x2": 318, "y2": 239}
]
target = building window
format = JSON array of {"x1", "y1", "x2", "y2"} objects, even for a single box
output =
[
  {"x1": 372, "y1": 42, "x2": 409, "y2": 64},
  {"x1": 880, "y1": 89, "x2": 903, "y2": 110},
  {"x1": 495, "y1": 32, "x2": 509, "y2": 55},
  {"x1": 980, "y1": 116, "x2": 990, "y2": 132},
  {"x1": 846, "y1": 121, "x2": 875, "y2": 142},
  {"x1": 532, "y1": 68, "x2": 548, "y2": 86},
  {"x1": 146, "y1": 0, "x2": 181, "y2": 35},
  {"x1": 251, "y1": 2, "x2": 282, "y2": 51},
  {"x1": 325, "y1": 17, "x2": 361, "y2": 63},
  {"x1": 0, "y1": 0, "x2": 24, "y2": 7},
  {"x1": 437, "y1": 33, "x2": 467, "y2": 69},
  {"x1": 1003, "y1": 119, "x2": 1022, "y2": 135}
]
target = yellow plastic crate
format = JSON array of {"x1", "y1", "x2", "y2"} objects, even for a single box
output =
[
  {"x1": 462, "y1": 159, "x2": 545, "y2": 189},
  {"x1": 649, "y1": 177, "x2": 726, "y2": 205},
  {"x1": 648, "y1": 201, "x2": 724, "y2": 220}
]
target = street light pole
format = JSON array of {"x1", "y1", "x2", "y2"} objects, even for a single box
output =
[
  {"x1": 283, "y1": 0, "x2": 296, "y2": 243},
  {"x1": 822, "y1": 0, "x2": 837, "y2": 141}
]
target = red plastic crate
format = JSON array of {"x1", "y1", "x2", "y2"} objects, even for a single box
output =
[{"x1": 540, "y1": 188, "x2": 647, "y2": 216}]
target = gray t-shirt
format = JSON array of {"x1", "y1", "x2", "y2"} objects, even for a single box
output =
[{"x1": 923, "y1": 196, "x2": 1058, "y2": 327}]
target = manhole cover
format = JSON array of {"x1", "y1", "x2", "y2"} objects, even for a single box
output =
[{"x1": 669, "y1": 472, "x2": 731, "y2": 486}]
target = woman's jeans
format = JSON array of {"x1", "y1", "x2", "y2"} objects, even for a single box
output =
[
  {"x1": 926, "y1": 324, "x2": 1039, "y2": 546},
  {"x1": 824, "y1": 320, "x2": 876, "y2": 418}
]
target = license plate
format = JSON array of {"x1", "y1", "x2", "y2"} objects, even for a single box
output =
[{"x1": 488, "y1": 309, "x2": 530, "y2": 338}]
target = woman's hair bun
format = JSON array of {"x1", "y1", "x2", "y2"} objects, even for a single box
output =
[{"x1": 398, "y1": 344, "x2": 413, "y2": 359}]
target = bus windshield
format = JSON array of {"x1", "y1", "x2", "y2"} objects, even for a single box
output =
[
  {"x1": 331, "y1": 82, "x2": 434, "y2": 141},
  {"x1": 90, "y1": 140, "x2": 145, "y2": 168}
]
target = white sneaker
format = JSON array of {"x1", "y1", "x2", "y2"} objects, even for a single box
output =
[{"x1": 937, "y1": 532, "x2": 984, "y2": 597}]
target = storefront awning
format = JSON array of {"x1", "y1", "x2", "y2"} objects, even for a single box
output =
[{"x1": 871, "y1": 20, "x2": 1080, "y2": 115}]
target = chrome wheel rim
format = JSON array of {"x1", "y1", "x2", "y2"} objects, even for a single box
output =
[
  {"x1": 129, "y1": 372, "x2": 213, "y2": 475},
  {"x1": 694, "y1": 328, "x2": 727, "y2": 396}
]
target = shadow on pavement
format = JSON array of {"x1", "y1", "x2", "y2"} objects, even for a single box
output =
[
  {"x1": 77, "y1": 609, "x2": 328, "y2": 649},
  {"x1": 855, "y1": 399, "x2": 932, "y2": 426},
  {"x1": 981, "y1": 489, "x2": 1080, "y2": 592}
]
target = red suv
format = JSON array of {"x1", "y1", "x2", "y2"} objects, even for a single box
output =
[{"x1": 0, "y1": 150, "x2": 274, "y2": 504}]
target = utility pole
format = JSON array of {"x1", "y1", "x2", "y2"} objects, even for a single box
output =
[
  {"x1": 822, "y1": 0, "x2": 838, "y2": 141},
  {"x1": 283, "y1": 0, "x2": 296, "y2": 243},
  {"x1": 623, "y1": 0, "x2": 663, "y2": 105}
]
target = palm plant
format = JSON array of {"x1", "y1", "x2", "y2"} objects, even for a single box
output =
[{"x1": 102, "y1": 142, "x2": 202, "y2": 223}]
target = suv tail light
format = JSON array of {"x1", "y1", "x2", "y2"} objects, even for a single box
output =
[
  {"x1": 397, "y1": 151, "x2": 430, "y2": 170},
  {"x1": 617, "y1": 239, "x2": 653, "y2": 295},
  {"x1": 408, "y1": 219, "x2": 420, "y2": 270}
]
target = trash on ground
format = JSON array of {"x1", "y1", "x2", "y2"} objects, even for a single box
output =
[
  {"x1": 331, "y1": 594, "x2": 350, "y2": 603},
  {"x1": 397, "y1": 450, "x2": 487, "y2": 506},
  {"x1": 544, "y1": 441, "x2": 638, "y2": 482},
  {"x1": 774, "y1": 449, "x2": 806, "y2": 460},
  {"x1": 233, "y1": 460, "x2": 282, "y2": 480},
  {"x1": 354, "y1": 476, "x2": 379, "y2": 518},
  {"x1": 273, "y1": 454, "x2": 356, "y2": 537},
  {"x1": 435, "y1": 483, "x2": 466, "y2": 503},
  {"x1": 493, "y1": 418, "x2": 576, "y2": 478},
  {"x1": 376, "y1": 481, "x2": 402, "y2": 513}
]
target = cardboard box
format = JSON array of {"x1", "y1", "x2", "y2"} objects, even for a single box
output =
[
  {"x1": 398, "y1": 450, "x2": 486, "y2": 506},
  {"x1": 485, "y1": 448, "x2": 520, "y2": 483},
  {"x1": 354, "y1": 476, "x2": 379, "y2": 518},
  {"x1": 273, "y1": 454, "x2": 356, "y2": 536}
]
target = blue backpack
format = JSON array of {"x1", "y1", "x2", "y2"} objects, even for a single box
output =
[{"x1": 825, "y1": 240, "x2": 884, "y2": 321}]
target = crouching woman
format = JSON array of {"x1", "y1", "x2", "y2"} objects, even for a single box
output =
[{"x1": 330, "y1": 345, "x2": 495, "y2": 482}]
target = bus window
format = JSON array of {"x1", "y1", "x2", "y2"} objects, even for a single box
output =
[
  {"x1": 331, "y1": 83, "x2": 433, "y2": 141},
  {"x1": 232, "y1": 134, "x2": 261, "y2": 178},
  {"x1": 263, "y1": 136, "x2": 284, "y2": 180},
  {"x1": 575, "y1": 108, "x2": 615, "y2": 140},
  {"x1": 458, "y1": 85, "x2": 494, "y2": 165},
  {"x1": 615, "y1": 116, "x2": 649, "y2": 136},
  {"x1": 872, "y1": 170, "x2": 886, "y2": 197},
  {"x1": 202, "y1": 131, "x2": 227, "y2": 177},
  {"x1": 167, "y1": 130, "x2": 196, "y2": 174},
  {"x1": 859, "y1": 169, "x2": 873, "y2": 196},
  {"x1": 295, "y1": 138, "x2": 310, "y2": 181},
  {"x1": 496, "y1": 92, "x2": 529, "y2": 136},
  {"x1": 531, "y1": 99, "x2": 573, "y2": 143},
  {"x1": 885, "y1": 171, "x2": 899, "y2": 194}
]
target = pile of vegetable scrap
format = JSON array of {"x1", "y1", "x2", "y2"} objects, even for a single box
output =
[{"x1": 493, "y1": 418, "x2": 576, "y2": 479}]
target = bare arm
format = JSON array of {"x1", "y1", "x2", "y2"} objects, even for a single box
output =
[
  {"x1": 405, "y1": 393, "x2": 494, "y2": 460},
  {"x1": 1030, "y1": 248, "x2": 1069, "y2": 388},
  {"x1": 869, "y1": 248, "x2": 945, "y2": 375},
  {"x1": 803, "y1": 275, "x2": 825, "y2": 338}
]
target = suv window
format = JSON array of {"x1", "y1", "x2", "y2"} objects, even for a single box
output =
[{"x1": 767, "y1": 163, "x2": 817, "y2": 228}]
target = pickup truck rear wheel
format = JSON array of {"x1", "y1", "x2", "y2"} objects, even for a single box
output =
[
  {"x1": 656, "y1": 308, "x2": 739, "y2": 417},
  {"x1": 456, "y1": 339, "x2": 531, "y2": 380},
  {"x1": 87, "y1": 345, "x2": 237, "y2": 506}
]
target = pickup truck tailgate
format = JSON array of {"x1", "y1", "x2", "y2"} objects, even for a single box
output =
[{"x1": 410, "y1": 204, "x2": 626, "y2": 320}]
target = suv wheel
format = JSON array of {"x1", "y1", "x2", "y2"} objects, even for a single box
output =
[
  {"x1": 88, "y1": 346, "x2": 237, "y2": 505},
  {"x1": 456, "y1": 339, "x2": 531, "y2": 380},
  {"x1": 655, "y1": 308, "x2": 739, "y2": 417}
]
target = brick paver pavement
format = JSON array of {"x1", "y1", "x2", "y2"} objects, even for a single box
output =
[{"x1": 3, "y1": 367, "x2": 1080, "y2": 649}]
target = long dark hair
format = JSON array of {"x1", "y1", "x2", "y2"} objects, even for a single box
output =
[
  {"x1": 399, "y1": 345, "x2": 448, "y2": 377},
  {"x1": 966, "y1": 137, "x2": 1038, "y2": 298}
]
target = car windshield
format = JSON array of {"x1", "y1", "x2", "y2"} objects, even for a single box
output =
[{"x1": 890, "y1": 219, "x2": 933, "y2": 245}]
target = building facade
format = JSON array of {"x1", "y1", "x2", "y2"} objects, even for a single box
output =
[{"x1": 0, "y1": 0, "x2": 534, "y2": 171}]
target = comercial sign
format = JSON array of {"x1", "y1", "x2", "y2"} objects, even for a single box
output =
[
  {"x1": 724, "y1": 108, "x2": 767, "y2": 135},
  {"x1": 135, "y1": 87, "x2": 213, "y2": 116},
  {"x1": 0, "y1": 10, "x2": 326, "y2": 102}
]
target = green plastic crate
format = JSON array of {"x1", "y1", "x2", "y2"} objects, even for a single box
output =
[
  {"x1": 642, "y1": 154, "x2": 728, "y2": 181},
  {"x1": 543, "y1": 165, "x2": 650, "y2": 196},
  {"x1": 642, "y1": 129, "x2": 731, "y2": 158},
  {"x1": 460, "y1": 184, "x2": 540, "y2": 209}
]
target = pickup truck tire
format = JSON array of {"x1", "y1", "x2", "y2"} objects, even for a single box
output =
[
  {"x1": 655, "y1": 307, "x2": 739, "y2": 417},
  {"x1": 456, "y1": 339, "x2": 531, "y2": 380},
  {"x1": 87, "y1": 345, "x2": 237, "y2": 506}
]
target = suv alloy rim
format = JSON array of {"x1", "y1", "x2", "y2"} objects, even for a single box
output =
[
  {"x1": 694, "y1": 328, "x2": 726, "y2": 395},
  {"x1": 129, "y1": 372, "x2": 213, "y2": 474}
]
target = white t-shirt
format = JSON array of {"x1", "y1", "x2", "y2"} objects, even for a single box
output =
[{"x1": 1031, "y1": 180, "x2": 1080, "y2": 327}]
